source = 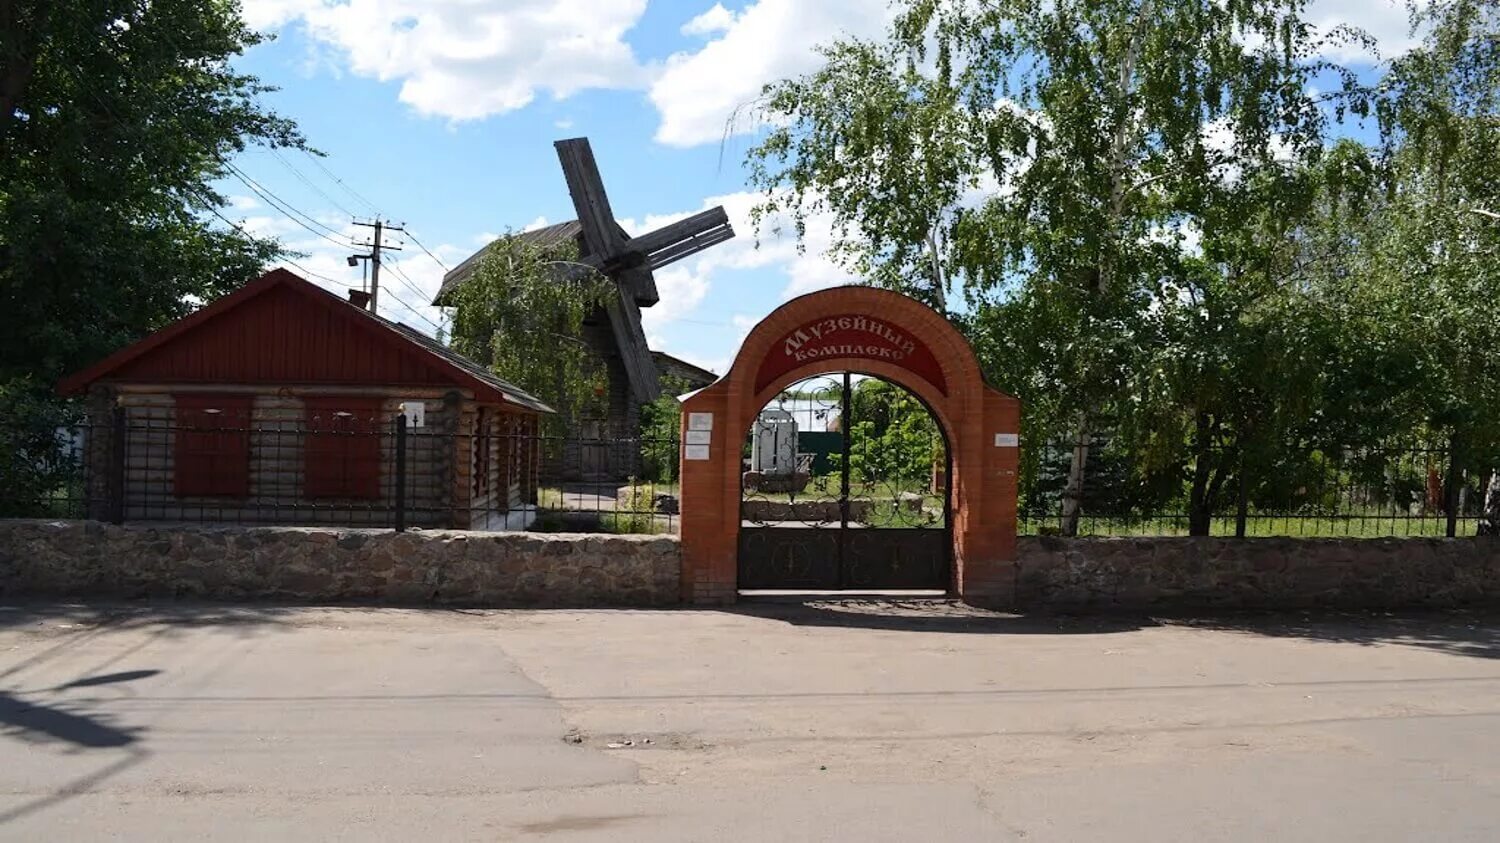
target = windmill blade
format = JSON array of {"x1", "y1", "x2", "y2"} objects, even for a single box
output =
[
  {"x1": 646, "y1": 224, "x2": 735, "y2": 269},
  {"x1": 627, "y1": 207, "x2": 734, "y2": 269},
  {"x1": 615, "y1": 266, "x2": 660, "y2": 308},
  {"x1": 601, "y1": 285, "x2": 662, "y2": 403},
  {"x1": 555, "y1": 138, "x2": 627, "y2": 261}
]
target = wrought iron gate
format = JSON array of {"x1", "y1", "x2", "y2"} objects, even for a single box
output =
[{"x1": 738, "y1": 372, "x2": 951, "y2": 590}]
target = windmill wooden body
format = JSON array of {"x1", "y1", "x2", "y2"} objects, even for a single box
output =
[{"x1": 436, "y1": 137, "x2": 733, "y2": 479}]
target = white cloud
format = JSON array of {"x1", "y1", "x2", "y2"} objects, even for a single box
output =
[
  {"x1": 243, "y1": 0, "x2": 649, "y2": 122},
  {"x1": 554, "y1": 118, "x2": 574, "y2": 129},
  {"x1": 641, "y1": 263, "x2": 711, "y2": 347},
  {"x1": 240, "y1": 0, "x2": 312, "y2": 30},
  {"x1": 629, "y1": 188, "x2": 855, "y2": 345},
  {"x1": 226, "y1": 194, "x2": 260, "y2": 211},
  {"x1": 681, "y1": 3, "x2": 737, "y2": 37},
  {"x1": 649, "y1": 0, "x2": 893, "y2": 147},
  {"x1": 245, "y1": 0, "x2": 1418, "y2": 139},
  {"x1": 522, "y1": 216, "x2": 551, "y2": 232},
  {"x1": 1306, "y1": 0, "x2": 1420, "y2": 62}
]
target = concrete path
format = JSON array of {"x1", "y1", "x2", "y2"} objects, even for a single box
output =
[{"x1": 2, "y1": 601, "x2": 1499, "y2": 841}]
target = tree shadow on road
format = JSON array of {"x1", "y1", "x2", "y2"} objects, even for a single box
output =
[
  {"x1": 0, "y1": 602, "x2": 300, "y2": 632},
  {"x1": 1159, "y1": 610, "x2": 1500, "y2": 660},
  {"x1": 0, "y1": 688, "x2": 143, "y2": 749},
  {"x1": 729, "y1": 599, "x2": 1500, "y2": 658},
  {"x1": 0, "y1": 666, "x2": 160, "y2": 825}
]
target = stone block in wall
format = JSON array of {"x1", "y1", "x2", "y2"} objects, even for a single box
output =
[
  {"x1": 1016, "y1": 535, "x2": 1500, "y2": 611},
  {"x1": 0, "y1": 520, "x2": 681, "y2": 608}
]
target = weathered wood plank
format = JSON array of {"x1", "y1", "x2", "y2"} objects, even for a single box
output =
[
  {"x1": 602, "y1": 286, "x2": 662, "y2": 403},
  {"x1": 627, "y1": 207, "x2": 733, "y2": 271},
  {"x1": 555, "y1": 138, "x2": 625, "y2": 261}
]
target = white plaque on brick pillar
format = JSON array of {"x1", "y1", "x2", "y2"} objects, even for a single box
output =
[
  {"x1": 688, "y1": 412, "x2": 714, "y2": 431},
  {"x1": 684, "y1": 444, "x2": 711, "y2": 460},
  {"x1": 685, "y1": 429, "x2": 711, "y2": 445},
  {"x1": 994, "y1": 433, "x2": 1019, "y2": 447}
]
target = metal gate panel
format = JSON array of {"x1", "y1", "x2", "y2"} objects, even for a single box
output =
[{"x1": 738, "y1": 371, "x2": 950, "y2": 591}]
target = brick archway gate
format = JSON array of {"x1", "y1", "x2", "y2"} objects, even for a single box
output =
[{"x1": 678, "y1": 287, "x2": 1020, "y2": 606}]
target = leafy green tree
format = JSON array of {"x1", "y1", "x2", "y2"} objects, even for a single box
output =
[
  {"x1": 1366, "y1": 0, "x2": 1500, "y2": 515},
  {"x1": 749, "y1": 0, "x2": 1354, "y2": 534},
  {"x1": 448, "y1": 235, "x2": 612, "y2": 427},
  {"x1": 638, "y1": 374, "x2": 692, "y2": 485},
  {"x1": 1, "y1": 0, "x2": 301, "y2": 392},
  {"x1": 840, "y1": 378, "x2": 942, "y2": 485},
  {"x1": 0, "y1": 0, "x2": 301, "y2": 516}
]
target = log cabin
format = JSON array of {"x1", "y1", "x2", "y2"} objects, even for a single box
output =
[{"x1": 58, "y1": 268, "x2": 554, "y2": 530}]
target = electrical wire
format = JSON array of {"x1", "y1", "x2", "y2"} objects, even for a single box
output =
[
  {"x1": 380, "y1": 289, "x2": 443, "y2": 332},
  {"x1": 382, "y1": 259, "x2": 438, "y2": 307},
  {"x1": 202, "y1": 205, "x2": 345, "y2": 286},
  {"x1": 224, "y1": 162, "x2": 351, "y2": 247},
  {"x1": 405, "y1": 230, "x2": 451, "y2": 273},
  {"x1": 300, "y1": 149, "x2": 383, "y2": 216},
  {"x1": 270, "y1": 148, "x2": 358, "y2": 218}
]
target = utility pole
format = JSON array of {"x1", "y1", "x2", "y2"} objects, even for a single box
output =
[
  {"x1": 369, "y1": 219, "x2": 383, "y2": 315},
  {"x1": 351, "y1": 219, "x2": 403, "y2": 315}
]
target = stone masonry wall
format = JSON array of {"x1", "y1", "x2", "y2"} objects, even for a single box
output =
[
  {"x1": 5, "y1": 522, "x2": 1499, "y2": 610},
  {"x1": 1016, "y1": 536, "x2": 1500, "y2": 610},
  {"x1": 0, "y1": 520, "x2": 679, "y2": 607}
]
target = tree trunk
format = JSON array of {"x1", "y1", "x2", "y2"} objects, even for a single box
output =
[
  {"x1": 925, "y1": 224, "x2": 948, "y2": 314},
  {"x1": 1059, "y1": 413, "x2": 1090, "y2": 536},
  {"x1": 1060, "y1": 0, "x2": 1154, "y2": 537},
  {"x1": 0, "y1": 0, "x2": 43, "y2": 139},
  {"x1": 1481, "y1": 469, "x2": 1500, "y2": 537},
  {"x1": 1187, "y1": 412, "x2": 1214, "y2": 536}
]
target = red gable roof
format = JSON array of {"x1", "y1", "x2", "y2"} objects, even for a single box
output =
[{"x1": 58, "y1": 268, "x2": 552, "y2": 413}]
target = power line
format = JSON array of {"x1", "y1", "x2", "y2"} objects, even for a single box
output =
[
  {"x1": 270, "y1": 148, "x2": 358, "y2": 218},
  {"x1": 380, "y1": 289, "x2": 443, "y2": 332},
  {"x1": 405, "y1": 230, "x2": 450, "y2": 273},
  {"x1": 300, "y1": 150, "x2": 382, "y2": 216},
  {"x1": 224, "y1": 162, "x2": 351, "y2": 247},
  {"x1": 202, "y1": 204, "x2": 345, "y2": 286},
  {"x1": 383, "y1": 259, "x2": 437, "y2": 306}
]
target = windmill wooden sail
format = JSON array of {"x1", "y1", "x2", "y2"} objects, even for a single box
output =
[{"x1": 435, "y1": 137, "x2": 734, "y2": 405}]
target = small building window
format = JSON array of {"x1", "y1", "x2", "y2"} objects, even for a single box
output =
[
  {"x1": 304, "y1": 398, "x2": 383, "y2": 499},
  {"x1": 174, "y1": 395, "x2": 253, "y2": 498}
]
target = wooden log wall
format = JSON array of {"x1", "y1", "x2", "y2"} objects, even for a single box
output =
[{"x1": 112, "y1": 391, "x2": 457, "y2": 527}]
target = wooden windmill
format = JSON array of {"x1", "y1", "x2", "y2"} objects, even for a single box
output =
[{"x1": 435, "y1": 137, "x2": 734, "y2": 404}]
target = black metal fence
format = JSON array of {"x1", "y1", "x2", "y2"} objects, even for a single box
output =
[
  {"x1": 3, "y1": 416, "x2": 1495, "y2": 538},
  {"x1": 1018, "y1": 438, "x2": 1493, "y2": 538},
  {"x1": 0, "y1": 413, "x2": 683, "y2": 534}
]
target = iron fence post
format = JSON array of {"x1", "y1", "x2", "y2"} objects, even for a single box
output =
[
  {"x1": 109, "y1": 407, "x2": 126, "y2": 525},
  {"x1": 1445, "y1": 437, "x2": 1461, "y2": 538},
  {"x1": 394, "y1": 413, "x2": 408, "y2": 532},
  {"x1": 1236, "y1": 451, "x2": 1248, "y2": 539}
]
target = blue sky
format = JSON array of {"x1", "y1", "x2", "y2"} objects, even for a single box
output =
[{"x1": 222, "y1": 0, "x2": 1415, "y2": 376}]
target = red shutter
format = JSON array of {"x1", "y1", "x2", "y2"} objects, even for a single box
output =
[
  {"x1": 305, "y1": 398, "x2": 383, "y2": 499},
  {"x1": 174, "y1": 395, "x2": 252, "y2": 497}
]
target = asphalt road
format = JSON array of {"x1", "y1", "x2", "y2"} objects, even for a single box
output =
[{"x1": 2, "y1": 601, "x2": 1499, "y2": 841}]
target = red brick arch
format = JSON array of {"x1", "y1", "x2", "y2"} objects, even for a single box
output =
[{"x1": 678, "y1": 287, "x2": 1020, "y2": 606}]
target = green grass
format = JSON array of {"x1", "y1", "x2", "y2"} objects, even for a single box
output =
[{"x1": 1021, "y1": 515, "x2": 1485, "y2": 538}]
